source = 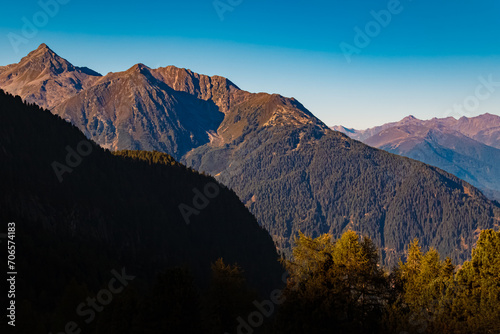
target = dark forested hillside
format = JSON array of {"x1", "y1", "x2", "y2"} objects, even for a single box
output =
[{"x1": 0, "y1": 89, "x2": 282, "y2": 332}]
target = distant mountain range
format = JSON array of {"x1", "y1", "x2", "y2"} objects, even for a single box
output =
[
  {"x1": 332, "y1": 114, "x2": 500, "y2": 201},
  {"x1": 333, "y1": 114, "x2": 500, "y2": 149},
  {"x1": 1, "y1": 44, "x2": 499, "y2": 266}
]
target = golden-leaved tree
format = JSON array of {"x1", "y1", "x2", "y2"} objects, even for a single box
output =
[
  {"x1": 274, "y1": 231, "x2": 387, "y2": 334},
  {"x1": 453, "y1": 229, "x2": 500, "y2": 333}
]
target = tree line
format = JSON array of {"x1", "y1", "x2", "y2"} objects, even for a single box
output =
[
  {"x1": 31, "y1": 229, "x2": 497, "y2": 334},
  {"x1": 272, "y1": 229, "x2": 500, "y2": 334}
]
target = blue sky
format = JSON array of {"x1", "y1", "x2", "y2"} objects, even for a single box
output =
[{"x1": 0, "y1": 0, "x2": 499, "y2": 128}]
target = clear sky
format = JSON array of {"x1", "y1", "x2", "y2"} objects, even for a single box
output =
[{"x1": 1, "y1": 0, "x2": 499, "y2": 129}]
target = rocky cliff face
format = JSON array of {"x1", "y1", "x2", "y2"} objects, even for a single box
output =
[{"x1": 151, "y1": 65, "x2": 239, "y2": 114}]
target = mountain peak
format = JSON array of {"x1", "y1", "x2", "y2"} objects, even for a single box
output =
[
  {"x1": 0, "y1": 44, "x2": 101, "y2": 109},
  {"x1": 132, "y1": 63, "x2": 149, "y2": 70},
  {"x1": 126, "y1": 63, "x2": 151, "y2": 75},
  {"x1": 37, "y1": 43, "x2": 50, "y2": 51},
  {"x1": 402, "y1": 115, "x2": 417, "y2": 122},
  {"x1": 27, "y1": 43, "x2": 58, "y2": 59}
]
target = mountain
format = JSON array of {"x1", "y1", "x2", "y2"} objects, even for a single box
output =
[
  {"x1": 0, "y1": 43, "x2": 101, "y2": 109},
  {"x1": 1, "y1": 45, "x2": 499, "y2": 267},
  {"x1": 0, "y1": 89, "x2": 283, "y2": 331},
  {"x1": 334, "y1": 115, "x2": 500, "y2": 201}
]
